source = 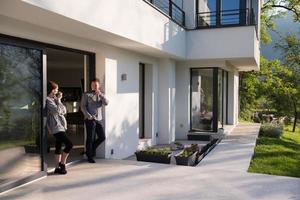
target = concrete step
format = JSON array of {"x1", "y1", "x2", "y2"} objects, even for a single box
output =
[{"x1": 187, "y1": 132, "x2": 225, "y2": 141}]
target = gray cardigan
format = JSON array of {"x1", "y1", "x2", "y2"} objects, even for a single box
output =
[
  {"x1": 81, "y1": 91, "x2": 108, "y2": 121},
  {"x1": 46, "y1": 96, "x2": 67, "y2": 134}
]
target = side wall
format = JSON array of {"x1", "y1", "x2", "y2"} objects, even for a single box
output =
[
  {"x1": 157, "y1": 59, "x2": 176, "y2": 144},
  {"x1": 103, "y1": 46, "x2": 160, "y2": 159}
]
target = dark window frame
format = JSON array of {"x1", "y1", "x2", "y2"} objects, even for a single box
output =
[
  {"x1": 190, "y1": 67, "x2": 229, "y2": 133},
  {"x1": 195, "y1": 0, "x2": 255, "y2": 29}
]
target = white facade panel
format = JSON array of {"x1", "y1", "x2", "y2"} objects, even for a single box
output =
[
  {"x1": 158, "y1": 59, "x2": 176, "y2": 144},
  {"x1": 186, "y1": 26, "x2": 259, "y2": 70},
  {"x1": 11, "y1": 0, "x2": 186, "y2": 58},
  {"x1": 175, "y1": 66, "x2": 190, "y2": 139}
]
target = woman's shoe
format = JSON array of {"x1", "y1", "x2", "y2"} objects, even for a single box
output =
[
  {"x1": 54, "y1": 167, "x2": 62, "y2": 174},
  {"x1": 59, "y1": 163, "x2": 67, "y2": 174}
]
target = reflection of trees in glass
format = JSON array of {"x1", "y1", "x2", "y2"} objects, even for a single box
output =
[
  {"x1": 0, "y1": 44, "x2": 41, "y2": 144},
  {"x1": 201, "y1": 76, "x2": 213, "y2": 113}
]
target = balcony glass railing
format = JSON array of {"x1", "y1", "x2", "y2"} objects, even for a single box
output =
[{"x1": 144, "y1": 0, "x2": 185, "y2": 26}]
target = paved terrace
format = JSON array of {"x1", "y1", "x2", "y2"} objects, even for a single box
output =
[{"x1": 1, "y1": 123, "x2": 300, "y2": 200}]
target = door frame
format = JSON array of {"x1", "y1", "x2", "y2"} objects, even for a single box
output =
[{"x1": 0, "y1": 33, "x2": 95, "y2": 192}]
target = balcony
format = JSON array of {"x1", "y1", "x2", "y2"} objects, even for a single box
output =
[{"x1": 144, "y1": 0, "x2": 185, "y2": 27}]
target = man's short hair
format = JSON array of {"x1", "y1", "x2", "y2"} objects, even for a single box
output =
[{"x1": 91, "y1": 78, "x2": 100, "y2": 84}]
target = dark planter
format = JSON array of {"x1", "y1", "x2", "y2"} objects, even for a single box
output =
[
  {"x1": 200, "y1": 139, "x2": 219, "y2": 156},
  {"x1": 24, "y1": 144, "x2": 40, "y2": 154},
  {"x1": 196, "y1": 152, "x2": 205, "y2": 163},
  {"x1": 135, "y1": 151, "x2": 171, "y2": 164},
  {"x1": 175, "y1": 151, "x2": 198, "y2": 166}
]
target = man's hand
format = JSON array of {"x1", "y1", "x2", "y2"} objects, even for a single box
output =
[
  {"x1": 95, "y1": 90, "x2": 104, "y2": 98},
  {"x1": 88, "y1": 116, "x2": 94, "y2": 120}
]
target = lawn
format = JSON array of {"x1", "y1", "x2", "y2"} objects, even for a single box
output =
[
  {"x1": 0, "y1": 139, "x2": 33, "y2": 151},
  {"x1": 248, "y1": 125, "x2": 300, "y2": 178}
]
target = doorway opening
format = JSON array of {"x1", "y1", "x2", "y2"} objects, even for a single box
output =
[
  {"x1": 46, "y1": 48, "x2": 90, "y2": 169},
  {"x1": 139, "y1": 63, "x2": 153, "y2": 140}
]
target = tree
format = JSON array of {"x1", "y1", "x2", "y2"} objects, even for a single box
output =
[
  {"x1": 275, "y1": 33, "x2": 300, "y2": 131},
  {"x1": 239, "y1": 0, "x2": 300, "y2": 122},
  {"x1": 240, "y1": 57, "x2": 297, "y2": 125},
  {"x1": 261, "y1": 0, "x2": 300, "y2": 44}
]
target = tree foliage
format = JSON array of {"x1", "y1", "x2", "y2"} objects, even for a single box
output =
[
  {"x1": 240, "y1": 0, "x2": 300, "y2": 128},
  {"x1": 240, "y1": 34, "x2": 300, "y2": 131},
  {"x1": 261, "y1": 0, "x2": 300, "y2": 44}
]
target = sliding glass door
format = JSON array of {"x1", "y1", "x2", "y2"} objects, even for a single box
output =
[{"x1": 0, "y1": 43, "x2": 42, "y2": 188}]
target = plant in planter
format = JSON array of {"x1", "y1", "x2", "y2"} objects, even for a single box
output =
[
  {"x1": 135, "y1": 147, "x2": 172, "y2": 164},
  {"x1": 170, "y1": 141, "x2": 184, "y2": 150},
  {"x1": 175, "y1": 144, "x2": 199, "y2": 166}
]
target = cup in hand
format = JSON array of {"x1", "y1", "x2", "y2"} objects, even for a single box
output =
[{"x1": 56, "y1": 91, "x2": 63, "y2": 99}]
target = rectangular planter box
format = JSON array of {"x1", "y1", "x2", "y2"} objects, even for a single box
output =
[
  {"x1": 200, "y1": 139, "x2": 219, "y2": 156},
  {"x1": 175, "y1": 151, "x2": 198, "y2": 166},
  {"x1": 135, "y1": 152, "x2": 171, "y2": 164},
  {"x1": 24, "y1": 145, "x2": 40, "y2": 154},
  {"x1": 196, "y1": 152, "x2": 205, "y2": 163}
]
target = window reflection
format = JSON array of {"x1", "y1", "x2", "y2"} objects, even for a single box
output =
[
  {"x1": 191, "y1": 69, "x2": 214, "y2": 131},
  {"x1": 0, "y1": 43, "x2": 42, "y2": 186}
]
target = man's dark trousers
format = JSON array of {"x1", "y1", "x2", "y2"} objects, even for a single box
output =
[{"x1": 85, "y1": 119, "x2": 105, "y2": 158}]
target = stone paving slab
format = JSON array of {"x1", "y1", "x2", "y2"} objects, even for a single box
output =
[
  {"x1": 1, "y1": 123, "x2": 300, "y2": 200},
  {"x1": 197, "y1": 123, "x2": 260, "y2": 172},
  {"x1": 1, "y1": 159, "x2": 300, "y2": 200}
]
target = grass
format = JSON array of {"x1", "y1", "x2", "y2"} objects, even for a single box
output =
[
  {"x1": 0, "y1": 139, "x2": 34, "y2": 151},
  {"x1": 248, "y1": 125, "x2": 300, "y2": 178}
]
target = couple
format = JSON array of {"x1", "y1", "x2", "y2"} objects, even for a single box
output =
[{"x1": 46, "y1": 78, "x2": 108, "y2": 175}]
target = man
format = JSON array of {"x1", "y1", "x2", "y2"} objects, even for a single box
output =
[{"x1": 81, "y1": 78, "x2": 108, "y2": 163}]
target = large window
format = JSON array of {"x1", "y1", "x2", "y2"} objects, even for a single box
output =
[
  {"x1": 190, "y1": 68, "x2": 228, "y2": 132},
  {"x1": 0, "y1": 43, "x2": 42, "y2": 186},
  {"x1": 191, "y1": 69, "x2": 214, "y2": 131}
]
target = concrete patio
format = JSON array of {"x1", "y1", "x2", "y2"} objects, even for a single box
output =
[{"x1": 1, "y1": 123, "x2": 300, "y2": 200}]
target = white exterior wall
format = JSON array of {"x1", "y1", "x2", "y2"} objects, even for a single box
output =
[
  {"x1": 187, "y1": 26, "x2": 256, "y2": 59},
  {"x1": 0, "y1": 0, "x2": 185, "y2": 58},
  {"x1": 103, "y1": 48, "x2": 159, "y2": 159},
  {"x1": 175, "y1": 66, "x2": 190, "y2": 139},
  {"x1": 0, "y1": 0, "x2": 260, "y2": 159},
  {"x1": 0, "y1": 16, "x2": 161, "y2": 159},
  {"x1": 227, "y1": 70, "x2": 239, "y2": 125},
  {"x1": 186, "y1": 26, "x2": 259, "y2": 70},
  {"x1": 158, "y1": 59, "x2": 176, "y2": 144}
]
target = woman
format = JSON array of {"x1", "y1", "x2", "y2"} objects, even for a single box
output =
[{"x1": 46, "y1": 81, "x2": 73, "y2": 174}]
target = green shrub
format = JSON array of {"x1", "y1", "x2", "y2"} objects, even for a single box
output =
[
  {"x1": 177, "y1": 144, "x2": 199, "y2": 158},
  {"x1": 259, "y1": 123, "x2": 283, "y2": 138},
  {"x1": 138, "y1": 147, "x2": 171, "y2": 156}
]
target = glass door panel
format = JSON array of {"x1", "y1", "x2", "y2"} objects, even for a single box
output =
[
  {"x1": 0, "y1": 43, "x2": 42, "y2": 186},
  {"x1": 191, "y1": 69, "x2": 214, "y2": 131}
]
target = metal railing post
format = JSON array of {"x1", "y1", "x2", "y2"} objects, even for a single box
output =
[{"x1": 169, "y1": 0, "x2": 172, "y2": 19}]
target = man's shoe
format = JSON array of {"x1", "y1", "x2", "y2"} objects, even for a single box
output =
[{"x1": 87, "y1": 158, "x2": 96, "y2": 163}]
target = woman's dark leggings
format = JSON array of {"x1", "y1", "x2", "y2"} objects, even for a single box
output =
[{"x1": 53, "y1": 132, "x2": 73, "y2": 155}]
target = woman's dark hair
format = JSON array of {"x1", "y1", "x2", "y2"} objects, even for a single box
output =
[{"x1": 47, "y1": 81, "x2": 58, "y2": 95}]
